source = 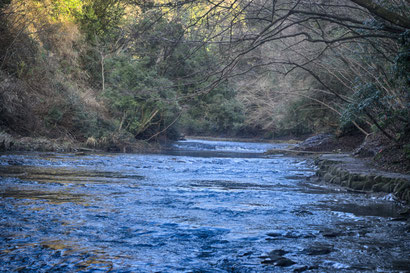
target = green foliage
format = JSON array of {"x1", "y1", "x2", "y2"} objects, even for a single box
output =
[
  {"x1": 73, "y1": 108, "x2": 115, "y2": 139},
  {"x1": 47, "y1": 0, "x2": 84, "y2": 22},
  {"x1": 273, "y1": 99, "x2": 317, "y2": 137},
  {"x1": 0, "y1": 0, "x2": 11, "y2": 10},
  {"x1": 111, "y1": 13, "x2": 248, "y2": 138},
  {"x1": 404, "y1": 144, "x2": 410, "y2": 160},
  {"x1": 341, "y1": 70, "x2": 409, "y2": 143},
  {"x1": 181, "y1": 90, "x2": 245, "y2": 136},
  {"x1": 395, "y1": 30, "x2": 410, "y2": 85},
  {"x1": 103, "y1": 55, "x2": 180, "y2": 139},
  {"x1": 79, "y1": 0, "x2": 125, "y2": 41},
  {"x1": 76, "y1": 9, "x2": 248, "y2": 140},
  {"x1": 207, "y1": 93, "x2": 245, "y2": 133},
  {"x1": 79, "y1": 47, "x2": 102, "y2": 87},
  {"x1": 45, "y1": 106, "x2": 64, "y2": 127},
  {"x1": 341, "y1": 83, "x2": 382, "y2": 127}
]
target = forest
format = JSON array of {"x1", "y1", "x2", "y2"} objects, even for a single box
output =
[{"x1": 0, "y1": 0, "x2": 409, "y2": 161}]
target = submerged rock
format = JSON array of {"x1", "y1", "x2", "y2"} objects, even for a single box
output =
[
  {"x1": 300, "y1": 245, "x2": 333, "y2": 255},
  {"x1": 261, "y1": 256, "x2": 296, "y2": 267},
  {"x1": 266, "y1": 232, "x2": 282, "y2": 238},
  {"x1": 268, "y1": 249, "x2": 289, "y2": 256},
  {"x1": 320, "y1": 229, "x2": 343, "y2": 238},
  {"x1": 293, "y1": 265, "x2": 319, "y2": 272},
  {"x1": 260, "y1": 249, "x2": 295, "y2": 267}
]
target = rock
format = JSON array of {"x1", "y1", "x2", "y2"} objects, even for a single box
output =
[
  {"x1": 275, "y1": 257, "x2": 296, "y2": 267},
  {"x1": 300, "y1": 245, "x2": 333, "y2": 255},
  {"x1": 266, "y1": 232, "x2": 282, "y2": 238},
  {"x1": 392, "y1": 259, "x2": 410, "y2": 271},
  {"x1": 293, "y1": 265, "x2": 322, "y2": 272},
  {"x1": 315, "y1": 153, "x2": 410, "y2": 204},
  {"x1": 390, "y1": 217, "x2": 408, "y2": 221},
  {"x1": 239, "y1": 251, "x2": 253, "y2": 257},
  {"x1": 321, "y1": 230, "x2": 343, "y2": 238},
  {"x1": 295, "y1": 133, "x2": 335, "y2": 151},
  {"x1": 260, "y1": 249, "x2": 295, "y2": 267},
  {"x1": 268, "y1": 249, "x2": 289, "y2": 256},
  {"x1": 284, "y1": 232, "x2": 300, "y2": 239},
  {"x1": 261, "y1": 257, "x2": 296, "y2": 267},
  {"x1": 0, "y1": 132, "x2": 14, "y2": 151},
  {"x1": 354, "y1": 140, "x2": 379, "y2": 157},
  {"x1": 291, "y1": 209, "x2": 314, "y2": 216}
]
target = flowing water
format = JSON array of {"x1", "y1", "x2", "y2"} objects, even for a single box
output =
[{"x1": 0, "y1": 139, "x2": 409, "y2": 272}]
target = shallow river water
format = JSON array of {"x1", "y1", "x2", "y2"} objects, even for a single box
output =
[{"x1": 0, "y1": 139, "x2": 409, "y2": 272}]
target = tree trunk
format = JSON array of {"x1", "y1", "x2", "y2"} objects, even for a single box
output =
[{"x1": 101, "y1": 51, "x2": 105, "y2": 93}]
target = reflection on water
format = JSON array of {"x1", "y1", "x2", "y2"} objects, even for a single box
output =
[
  {"x1": 0, "y1": 139, "x2": 409, "y2": 272},
  {"x1": 0, "y1": 166, "x2": 144, "y2": 184},
  {"x1": 1, "y1": 188, "x2": 87, "y2": 204}
]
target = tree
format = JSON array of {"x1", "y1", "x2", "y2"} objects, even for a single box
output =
[{"x1": 153, "y1": 0, "x2": 409, "y2": 140}]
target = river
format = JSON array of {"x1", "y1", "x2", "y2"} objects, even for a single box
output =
[{"x1": 0, "y1": 139, "x2": 409, "y2": 272}]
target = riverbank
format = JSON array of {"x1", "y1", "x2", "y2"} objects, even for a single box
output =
[
  {"x1": 0, "y1": 132, "x2": 303, "y2": 153},
  {"x1": 315, "y1": 154, "x2": 410, "y2": 204},
  {"x1": 265, "y1": 133, "x2": 410, "y2": 204},
  {"x1": 0, "y1": 132, "x2": 159, "y2": 153}
]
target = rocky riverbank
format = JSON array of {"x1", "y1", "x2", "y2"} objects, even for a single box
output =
[
  {"x1": 266, "y1": 133, "x2": 410, "y2": 204},
  {"x1": 315, "y1": 154, "x2": 410, "y2": 204}
]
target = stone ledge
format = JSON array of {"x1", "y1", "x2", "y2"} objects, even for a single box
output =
[{"x1": 315, "y1": 154, "x2": 410, "y2": 204}]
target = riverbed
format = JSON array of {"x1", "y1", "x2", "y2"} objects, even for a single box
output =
[{"x1": 0, "y1": 139, "x2": 409, "y2": 272}]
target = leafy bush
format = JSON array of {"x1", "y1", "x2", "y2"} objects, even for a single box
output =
[
  {"x1": 45, "y1": 106, "x2": 64, "y2": 127},
  {"x1": 341, "y1": 73, "x2": 409, "y2": 143},
  {"x1": 103, "y1": 55, "x2": 180, "y2": 139}
]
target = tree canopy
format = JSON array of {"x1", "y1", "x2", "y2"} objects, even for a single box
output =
[{"x1": 0, "y1": 0, "x2": 409, "y2": 150}]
